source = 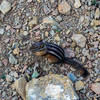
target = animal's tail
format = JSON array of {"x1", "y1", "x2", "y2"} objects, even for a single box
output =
[{"x1": 64, "y1": 57, "x2": 89, "y2": 78}]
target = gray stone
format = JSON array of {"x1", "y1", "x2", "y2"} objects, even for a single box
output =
[
  {"x1": 0, "y1": 0, "x2": 11, "y2": 14},
  {"x1": 91, "y1": 83, "x2": 100, "y2": 94},
  {"x1": 74, "y1": 0, "x2": 81, "y2": 8},
  {"x1": 44, "y1": 5, "x2": 51, "y2": 15},
  {"x1": 9, "y1": 54, "x2": 17, "y2": 64},
  {"x1": 50, "y1": 30, "x2": 55, "y2": 36},
  {"x1": 0, "y1": 28, "x2": 4, "y2": 35},
  {"x1": 58, "y1": 1, "x2": 71, "y2": 14},
  {"x1": 71, "y1": 34, "x2": 86, "y2": 48},
  {"x1": 75, "y1": 81, "x2": 84, "y2": 90},
  {"x1": 0, "y1": 61, "x2": 3, "y2": 67},
  {"x1": 56, "y1": 16, "x2": 62, "y2": 22},
  {"x1": 6, "y1": 75, "x2": 14, "y2": 82},
  {"x1": 43, "y1": 16, "x2": 57, "y2": 25},
  {"x1": 12, "y1": 77, "x2": 27, "y2": 100},
  {"x1": 2, "y1": 91, "x2": 6, "y2": 97},
  {"x1": 26, "y1": 74, "x2": 79, "y2": 100}
]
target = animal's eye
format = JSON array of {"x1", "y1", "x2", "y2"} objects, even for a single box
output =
[{"x1": 40, "y1": 44, "x2": 44, "y2": 48}]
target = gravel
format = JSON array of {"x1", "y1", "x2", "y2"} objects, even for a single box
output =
[{"x1": 0, "y1": 0, "x2": 100, "y2": 99}]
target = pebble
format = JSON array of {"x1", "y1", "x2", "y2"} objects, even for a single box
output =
[
  {"x1": 52, "y1": 9, "x2": 58, "y2": 15},
  {"x1": 13, "y1": 47, "x2": 20, "y2": 55},
  {"x1": 28, "y1": 16, "x2": 38, "y2": 28},
  {"x1": 27, "y1": 0, "x2": 32, "y2": 3},
  {"x1": 91, "y1": 20, "x2": 100, "y2": 26},
  {"x1": 2, "y1": 91, "x2": 6, "y2": 97},
  {"x1": 54, "y1": 34, "x2": 60, "y2": 41},
  {"x1": 6, "y1": 75, "x2": 14, "y2": 83},
  {"x1": 13, "y1": 77, "x2": 27, "y2": 100},
  {"x1": 13, "y1": 72, "x2": 18, "y2": 78},
  {"x1": 0, "y1": 0, "x2": 11, "y2": 14},
  {"x1": 0, "y1": 61, "x2": 3, "y2": 67},
  {"x1": 2, "y1": 59, "x2": 8, "y2": 66},
  {"x1": 43, "y1": 16, "x2": 57, "y2": 25},
  {"x1": 91, "y1": 83, "x2": 100, "y2": 94},
  {"x1": 95, "y1": 8, "x2": 100, "y2": 19},
  {"x1": 65, "y1": 48, "x2": 75, "y2": 58},
  {"x1": 71, "y1": 34, "x2": 86, "y2": 48},
  {"x1": 66, "y1": 30, "x2": 71, "y2": 35},
  {"x1": 67, "y1": 73, "x2": 77, "y2": 82},
  {"x1": 74, "y1": 0, "x2": 81, "y2": 8},
  {"x1": 43, "y1": 5, "x2": 51, "y2": 15},
  {"x1": 79, "y1": 16, "x2": 85, "y2": 23},
  {"x1": 58, "y1": 1, "x2": 71, "y2": 14},
  {"x1": 22, "y1": 31, "x2": 29, "y2": 36},
  {"x1": 50, "y1": 30, "x2": 55, "y2": 36},
  {"x1": 32, "y1": 70, "x2": 39, "y2": 78},
  {"x1": 56, "y1": 16, "x2": 62, "y2": 22},
  {"x1": 9, "y1": 54, "x2": 17, "y2": 65},
  {"x1": 50, "y1": 0, "x2": 55, "y2": 3},
  {"x1": 95, "y1": 78, "x2": 100, "y2": 82},
  {"x1": 0, "y1": 28, "x2": 4, "y2": 35},
  {"x1": 75, "y1": 81, "x2": 84, "y2": 90},
  {"x1": 45, "y1": 31, "x2": 49, "y2": 37}
]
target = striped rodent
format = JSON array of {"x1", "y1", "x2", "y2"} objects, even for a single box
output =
[{"x1": 30, "y1": 40, "x2": 89, "y2": 78}]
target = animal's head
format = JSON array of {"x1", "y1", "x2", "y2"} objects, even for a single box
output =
[{"x1": 30, "y1": 40, "x2": 47, "y2": 56}]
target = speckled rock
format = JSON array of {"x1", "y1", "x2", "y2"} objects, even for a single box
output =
[
  {"x1": 0, "y1": 28, "x2": 4, "y2": 35},
  {"x1": 54, "y1": 34, "x2": 60, "y2": 41},
  {"x1": 28, "y1": 16, "x2": 38, "y2": 28},
  {"x1": 91, "y1": 83, "x2": 100, "y2": 94},
  {"x1": 74, "y1": 0, "x2": 81, "y2": 8},
  {"x1": 43, "y1": 16, "x2": 57, "y2": 25},
  {"x1": 71, "y1": 34, "x2": 86, "y2": 47},
  {"x1": 9, "y1": 54, "x2": 17, "y2": 64},
  {"x1": 13, "y1": 47, "x2": 20, "y2": 55},
  {"x1": 58, "y1": 1, "x2": 71, "y2": 14},
  {"x1": 0, "y1": 61, "x2": 3, "y2": 67},
  {"x1": 91, "y1": 20, "x2": 100, "y2": 26},
  {"x1": 75, "y1": 81, "x2": 84, "y2": 90},
  {"x1": 26, "y1": 74, "x2": 79, "y2": 100},
  {"x1": 6, "y1": 75, "x2": 14, "y2": 83},
  {"x1": 21, "y1": 31, "x2": 29, "y2": 36},
  {"x1": 13, "y1": 77, "x2": 27, "y2": 100},
  {"x1": 0, "y1": 0, "x2": 11, "y2": 14},
  {"x1": 95, "y1": 8, "x2": 100, "y2": 19}
]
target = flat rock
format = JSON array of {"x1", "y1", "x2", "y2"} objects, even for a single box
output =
[
  {"x1": 71, "y1": 34, "x2": 86, "y2": 47},
  {"x1": 6, "y1": 75, "x2": 13, "y2": 83},
  {"x1": 0, "y1": 28, "x2": 4, "y2": 35},
  {"x1": 0, "y1": 61, "x2": 3, "y2": 67},
  {"x1": 13, "y1": 77, "x2": 27, "y2": 100},
  {"x1": 0, "y1": 0, "x2": 11, "y2": 14},
  {"x1": 54, "y1": 34, "x2": 60, "y2": 41},
  {"x1": 28, "y1": 16, "x2": 38, "y2": 28},
  {"x1": 91, "y1": 83, "x2": 100, "y2": 94},
  {"x1": 43, "y1": 4, "x2": 51, "y2": 15},
  {"x1": 26, "y1": 74, "x2": 79, "y2": 100},
  {"x1": 95, "y1": 8, "x2": 100, "y2": 19},
  {"x1": 9, "y1": 54, "x2": 17, "y2": 65},
  {"x1": 21, "y1": 31, "x2": 29, "y2": 36},
  {"x1": 2, "y1": 59, "x2": 8, "y2": 66},
  {"x1": 13, "y1": 47, "x2": 20, "y2": 55},
  {"x1": 43, "y1": 16, "x2": 57, "y2": 25},
  {"x1": 74, "y1": 0, "x2": 81, "y2": 8},
  {"x1": 75, "y1": 81, "x2": 84, "y2": 90},
  {"x1": 58, "y1": 1, "x2": 71, "y2": 14},
  {"x1": 91, "y1": 19, "x2": 100, "y2": 27}
]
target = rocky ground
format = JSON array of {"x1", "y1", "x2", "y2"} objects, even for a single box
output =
[{"x1": 0, "y1": 0, "x2": 100, "y2": 100}]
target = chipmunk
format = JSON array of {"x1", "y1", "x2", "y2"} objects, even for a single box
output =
[{"x1": 30, "y1": 40, "x2": 89, "y2": 78}]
